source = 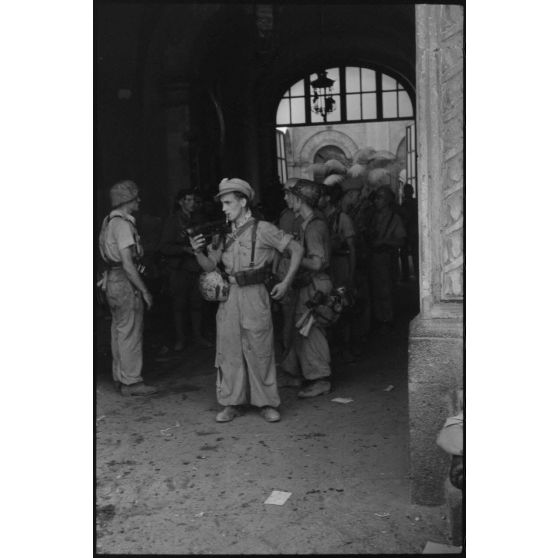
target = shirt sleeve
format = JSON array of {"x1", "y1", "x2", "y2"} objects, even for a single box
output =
[
  {"x1": 305, "y1": 219, "x2": 329, "y2": 267},
  {"x1": 112, "y1": 219, "x2": 136, "y2": 251},
  {"x1": 257, "y1": 221, "x2": 293, "y2": 253},
  {"x1": 206, "y1": 235, "x2": 224, "y2": 267}
]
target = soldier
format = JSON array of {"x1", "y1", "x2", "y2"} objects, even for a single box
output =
[
  {"x1": 281, "y1": 179, "x2": 334, "y2": 398},
  {"x1": 342, "y1": 177, "x2": 373, "y2": 341},
  {"x1": 98, "y1": 180, "x2": 157, "y2": 396},
  {"x1": 275, "y1": 178, "x2": 303, "y2": 365},
  {"x1": 368, "y1": 186, "x2": 406, "y2": 331},
  {"x1": 318, "y1": 183, "x2": 358, "y2": 362},
  {"x1": 159, "y1": 188, "x2": 213, "y2": 351},
  {"x1": 190, "y1": 178, "x2": 303, "y2": 423}
]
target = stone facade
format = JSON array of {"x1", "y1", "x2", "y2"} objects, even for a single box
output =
[
  {"x1": 284, "y1": 120, "x2": 412, "y2": 179},
  {"x1": 409, "y1": 4, "x2": 463, "y2": 505}
]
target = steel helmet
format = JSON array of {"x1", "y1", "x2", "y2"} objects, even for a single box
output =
[{"x1": 198, "y1": 270, "x2": 230, "y2": 302}]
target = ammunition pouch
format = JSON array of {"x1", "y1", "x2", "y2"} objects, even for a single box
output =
[
  {"x1": 234, "y1": 263, "x2": 280, "y2": 294},
  {"x1": 234, "y1": 266, "x2": 269, "y2": 287}
]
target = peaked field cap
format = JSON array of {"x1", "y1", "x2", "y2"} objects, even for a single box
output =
[
  {"x1": 214, "y1": 178, "x2": 255, "y2": 201},
  {"x1": 110, "y1": 179, "x2": 139, "y2": 208}
]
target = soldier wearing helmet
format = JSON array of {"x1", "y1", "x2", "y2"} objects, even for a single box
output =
[
  {"x1": 281, "y1": 179, "x2": 334, "y2": 398},
  {"x1": 190, "y1": 178, "x2": 303, "y2": 423},
  {"x1": 98, "y1": 180, "x2": 157, "y2": 396}
]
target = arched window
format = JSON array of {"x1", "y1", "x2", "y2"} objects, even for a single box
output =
[
  {"x1": 313, "y1": 145, "x2": 348, "y2": 165},
  {"x1": 276, "y1": 66, "x2": 414, "y2": 126}
]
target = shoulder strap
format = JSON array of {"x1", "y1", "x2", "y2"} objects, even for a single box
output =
[
  {"x1": 333, "y1": 209, "x2": 341, "y2": 234},
  {"x1": 250, "y1": 220, "x2": 259, "y2": 268},
  {"x1": 223, "y1": 217, "x2": 257, "y2": 251},
  {"x1": 381, "y1": 211, "x2": 396, "y2": 239},
  {"x1": 301, "y1": 215, "x2": 320, "y2": 252}
]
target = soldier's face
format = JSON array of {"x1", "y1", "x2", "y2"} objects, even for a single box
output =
[
  {"x1": 374, "y1": 191, "x2": 389, "y2": 210},
  {"x1": 220, "y1": 193, "x2": 245, "y2": 222},
  {"x1": 180, "y1": 195, "x2": 195, "y2": 213},
  {"x1": 291, "y1": 195, "x2": 302, "y2": 216},
  {"x1": 284, "y1": 190, "x2": 295, "y2": 209}
]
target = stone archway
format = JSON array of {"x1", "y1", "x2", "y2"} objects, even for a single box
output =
[{"x1": 299, "y1": 129, "x2": 358, "y2": 164}]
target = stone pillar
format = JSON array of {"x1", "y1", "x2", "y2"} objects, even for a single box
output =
[{"x1": 409, "y1": 4, "x2": 463, "y2": 505}]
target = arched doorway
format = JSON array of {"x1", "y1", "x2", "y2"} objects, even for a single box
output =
[{"x1": 273, "y1": 65, "x2": 416, "y2": 198}]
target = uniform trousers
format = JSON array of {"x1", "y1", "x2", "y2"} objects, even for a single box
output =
[
  {"x1": 105, "y1": 269, "x2": 144, "y2": 385},
  {"x1": 214, "y1": 283, "x2": 280, "y2": 408},
  {"x1": 282, "y1": 277, "x2": 332, "y2": 381}
]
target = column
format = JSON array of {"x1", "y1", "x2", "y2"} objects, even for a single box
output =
[{"x1": 410, "y1": 4, "x2": 464, "y2": 505}]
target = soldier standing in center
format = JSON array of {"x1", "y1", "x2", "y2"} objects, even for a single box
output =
[
  {"x1": 190, "y1": 178, "x2": 303, "y2": 423},
  {"x1": 281, "y1": 179, "x2": 334, "y2": 398}
]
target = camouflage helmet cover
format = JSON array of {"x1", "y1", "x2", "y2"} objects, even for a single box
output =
[
  {"x1": 289, "y1": 179, "x2": 322, "y2": 208},
  {"x1": 198, "y1": 270, "x2": 230, "y2": 302}
]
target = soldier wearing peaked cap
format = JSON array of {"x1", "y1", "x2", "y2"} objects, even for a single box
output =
[{"x1": 190, "y1": 178, "x2": 303, "y2": 423}]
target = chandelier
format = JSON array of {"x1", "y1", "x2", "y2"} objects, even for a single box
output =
[{"x1": 310, "y1": 70, "x2": 335, "y2": 122}]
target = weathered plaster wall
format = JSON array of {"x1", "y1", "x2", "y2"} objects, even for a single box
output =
[{"x1": 409, "y1": 4, "x2": 463, "y2": 505}]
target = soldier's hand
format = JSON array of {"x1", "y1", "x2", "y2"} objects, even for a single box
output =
[
  {"x1": 270, "y1": 280, "x2": 289, "y2": 301},
  {"x1": 189, "y1": 234, "x2": 206, "y2": 253},
  {"x1": 142, "y1": 290, "x2": 154, "y2": 310}
]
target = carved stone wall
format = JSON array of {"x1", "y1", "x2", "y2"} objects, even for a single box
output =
[
  {"x1": 440, "y1": 5, "x2": 464, "y2": 300},
  {"x1": 416, "y1": 3, "x2": 463, "y2": 315},
  {"x1": 409, "y1": 4, "x2": 463, "y2": 506}
]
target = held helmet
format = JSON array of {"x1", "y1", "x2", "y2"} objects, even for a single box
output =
[{"x1": 198, "y1": 270, "x2": 230, "y2": 302}]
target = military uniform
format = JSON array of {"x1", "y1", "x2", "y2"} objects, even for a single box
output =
[
  {"x1": 368, "y1": 208, "x2": 406, "y2": 323},
  {"x1": 206, "y1": 218, "x2": 292, "y2": 408},
  {"x1": 99, "y1": 210, "x2": 145, "y2": 386},
  {"x1": 326, "y1": 208, "x2": 355, "y2": 288},
  {"x1": 159, "y1": 209, "x2": 205, "y2": 346},
  {"x1": 282, "y1": 213, "x2": 333, "y2": 382},
  {"x1": 276, "y1": 208, "x2": 303, "y2": 354}
]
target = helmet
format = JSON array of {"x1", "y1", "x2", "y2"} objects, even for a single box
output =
[
  {"x1": 198, "y1": 270, "x2": 230, "y2": 302},
  {"x1": 110, "y1": 180, "x2": 139, "y2": 208},
  {"x1": 289, "y1": 179, "x2": 322, "y2": 208}
]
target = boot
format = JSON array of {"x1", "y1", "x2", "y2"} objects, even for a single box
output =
[
  {"x1": 121, "y1": 382, "x2": 158, "y2": 396},
  {"x1": 260, "y1": 407, "x2": 281, "y2": 422},
  {"x1": 216, "y1": 406, "x2": 241, "y2": 423},
  {"x1": 297, "y1": 379, "x2": 331, "y2": 399}
]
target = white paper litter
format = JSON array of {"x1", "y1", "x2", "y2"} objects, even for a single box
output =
[
  {"x1": 160, "y1": 421, "x2": 180, "y2": 435},
  {"x1": 331, "y1": 397, "x2": 353, "y2": 404},
  {"x1": 422, "y1": 541, "x2": 462, "y2": 554},
  {"x1": 264, "y1": 490, "x2": 292, "y2": 505},
  {"x1": 383, "y1": 385, "x2": 395, "y2": 392}
]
